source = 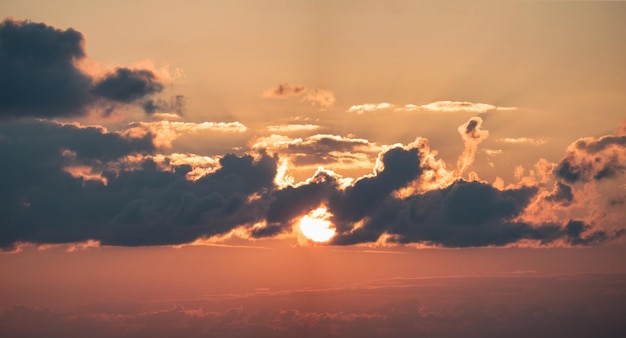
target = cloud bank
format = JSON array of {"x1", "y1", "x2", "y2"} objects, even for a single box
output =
[{"x1": 3, "y1": 119, "x2": 621, "y2": 250}]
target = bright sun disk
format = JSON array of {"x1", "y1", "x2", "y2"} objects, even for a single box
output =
[{"x1": 299, "y1": 207, "x2": 336, "y2": 243}]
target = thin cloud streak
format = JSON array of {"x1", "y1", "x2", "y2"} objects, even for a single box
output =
[
  {"x1": 346, "y1": 101, "x2": 517, "y2": 114},
  {"x1": 266, "y1": 124, "x2": 321, "y2": 133}
]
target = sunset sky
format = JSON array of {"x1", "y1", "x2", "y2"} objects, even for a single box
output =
[{"x1": 1, "y1": 1, "x2": 626, "y2": 337}]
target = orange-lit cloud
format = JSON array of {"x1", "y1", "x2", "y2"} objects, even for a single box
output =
[
  {"x1": 498, "y1": 137, "x2": 546, "y2": 145},
  {"x1": 347, "y1": 102, "x2": 395, "y2": 114},
  {"x1": 457, "y1": 116, "x2": 489, "y2": 175},
  {"x1": 346, "y1": 101, "x2": 517, "y2": 114},
  {"x1": 418, "y1": 101, "x2": 516, "y2": 113},
  {"x1": 266, "y1": 124, "x2": 321, "y2": 133},
  {"x1": 301, "y1": 88, "x2": 335, "y2": 110},
  {"x1": 125, "y1": 120, "x2": 247, "y2": 148},
  {"x1": 263, "y1": 83, "x2": 335, "y2": 110}
]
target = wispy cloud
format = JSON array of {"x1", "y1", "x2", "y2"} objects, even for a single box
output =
[
  {"x1": 125, "y1": 121, "x2": 247, "y2": 148},
  {"x1": 263, "y1": 83, "x2": 335, "y2": 110},
  {"x1": 499, "y1": 137, "x2": 546, "y2": 145},
  {"x1": 346, "y1": 101, "x2": 517, "y2": 114},
  {"x1": 266, "y1": 124, "x2": 321, "y2": 133},
  {"x1": 301, "y1": 89, "x2": 335, "y2": 110},
  {"x1": 262, "y1": 83, "x2": 306, "y2": 98},
  {"x1": 418, "y1": 101, "x2": 516, "y2": 113},
  {"x1": 347, "y1": 102, "x2": 395, "y2": 114}
]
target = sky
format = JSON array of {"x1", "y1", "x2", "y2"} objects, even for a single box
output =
[{"x1": 1, "y1": 0, "x2": 626, "y2": 337}]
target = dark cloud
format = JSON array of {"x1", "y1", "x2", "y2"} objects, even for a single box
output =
[
  {"x1": 556, "y1": 135, "x2": 626, "y2": 183},
  {"x1": 545, "y1": 181, "x2": 574, "y2": 206},
  {"x1": 0, "y1": 117, "x2": 623, "y2": 249},
  {"x1": 263, "y1": 144, "x2": 617, "y2": 247},
  {"x1": 0, "y1": 19, "x2": 91, "y2": 118},
  {"x1": 142, "y1": 95, "x2": 186, "y2": 115},
  {"x1": 0, "y1": 120, "x2": 276, "y2": 250},
  {"x1": 0, "y1": 18, "x2": 164, "y2": 119},
  {"x1": 93, "y1": 68, "x2": 164, "y2": 103}
]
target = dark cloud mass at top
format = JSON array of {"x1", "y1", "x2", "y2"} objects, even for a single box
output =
[{"x1": 0, "y1": 18, "x2": 164, "y2": 119}]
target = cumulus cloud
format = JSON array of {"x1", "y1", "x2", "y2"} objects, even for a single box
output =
[
  {"x1": 0, "y1": 18, "x2": 166, "y2": 119},
  {"x1": 556, "y1": 134, "x2": 626, "y2": 183},
  {"x1": 0, "y1": 120, "x2": 276, "y2": 251},
  {"x1": 92, "y1": 68, "x2": 164, "y2": 103},
  {"x1": 2, "y1": 118, "x2": 623, "y2": 250}
]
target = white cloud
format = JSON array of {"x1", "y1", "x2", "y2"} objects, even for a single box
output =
[
  {"x1": 499, "y1": 137, "x2": 546, "y2": 145},
  {"x1": 266, "y1": 124, "x2": 321, "y2": 133},
  {"x1": 347, "y1": 102, "x2": 395, "y2": 114},
  {"x1": 347, "y1": 101, "x2": 517, "y2": 114}
]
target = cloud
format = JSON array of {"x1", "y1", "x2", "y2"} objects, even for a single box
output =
[
  {"x1": 418, "y1": 101, "x2": 516, "y2": 113},
  {"x1": 1, "y1": 116, "x2": 623, "y2": 250},
  {"x1": 266, "y1": 124, "x2": 321, "y2": 133},
  {"x1": 92, "y1": 68, "x2": 164, "y2": 103},
  {"x1": 142, "y1": 95, "x2": 186, "y2": 115},
  {"x1": 301, "y1": 89, "x2": 335, "y2": 110},
  {"x1": 347, "y1": 102, "x2": 395, "y2": 114},
  {"x1": 0, "y1": 120, "x2": 276, "y2": 251},
  {"x1": 259, "y1": 138, "x2": 616, "y2": 247},
  {"x1": 263, "y1": 83, "x2": 335, "y2": 110},
  {"x1": 252, "y1": 133, "x2": 382, "y2": 173},
  {"x1": 346, "y1": 101, "x2": 517, "y2": 114},
  {"x1": 126, "y1": 120, "x2": 247, "y2": 148},
  {"x1": 544, "y1": 181, "x2": 574, "y2": 206},
  {"x1": 457, "y1": 116, "x2": 489, "y2": 174},
  {"x1": 0, "y1": 18, "x2": 166, "y2": 119},
  {"x1": 555, "y1": 134, "x2": 626, "y2": 183},
  {"x1": 262, "y1": 83, "x2": 306, "y2": 98},
  {"x1": 499, "y1": 137, "x2": 546, "y2": 145}
]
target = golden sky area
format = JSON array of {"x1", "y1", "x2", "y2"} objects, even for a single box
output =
[{"x1": 1, "y1": 1, "x2": 626, "y2": 337}]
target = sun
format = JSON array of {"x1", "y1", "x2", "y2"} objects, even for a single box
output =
[{"x1": 298, "y1": 207, "x2": 336, "y2": 243}]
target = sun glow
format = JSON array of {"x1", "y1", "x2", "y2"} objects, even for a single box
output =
[{"x1": 298, "y1": 207, "x2": 336, "y2": 243}]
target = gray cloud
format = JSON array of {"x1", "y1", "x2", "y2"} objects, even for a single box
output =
[
  {"x1": 556, "y1": 135, "x2": 626, "y2": 183},
  {"x1": 0, "y1": 120, "x2": 276, "y2": 250},
  {"x1": 93, "y1": 68, "x2": 164, "y2": 104},
  {"x1": 0, "y1": 18, "x2": 165, "y2": 119},
  {"x1": 1, "y1": 119, "x2": 622, "y2": 250}
]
